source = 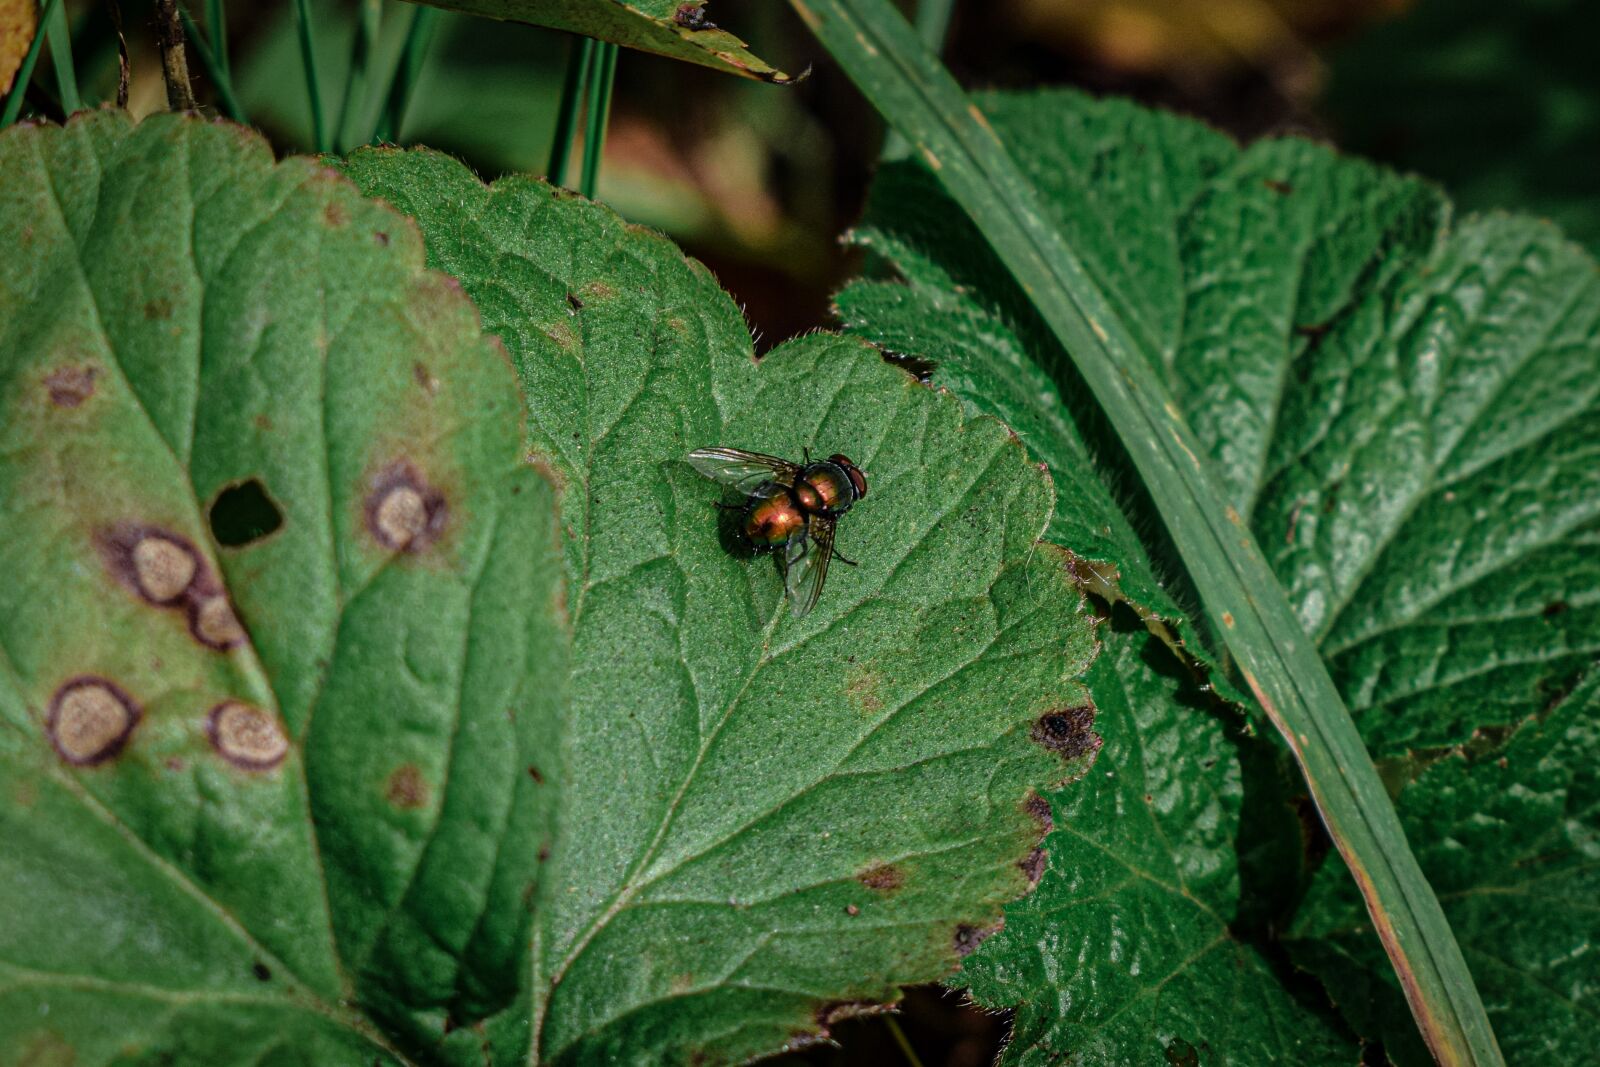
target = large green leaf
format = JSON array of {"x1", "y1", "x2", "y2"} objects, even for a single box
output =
[
  {"x1": 405, "y1": 0, "x2": 796, "y2": 83},
  {"x1": 0, "y1": 111, "x2": 1100, "y2": 1066},
  {"x1": 338, "y1": 146, "x2": 1101, "y2": 1063},
  {"x1": 0, "y1": 110, "x2": 559, "y2": 1064},
  {"x1": 839, "y1": 88, "x2": 1600, "y2": 1061},
  {"x1": 1288, "y1": 671, "x2": 1600, "y2": 1066}
]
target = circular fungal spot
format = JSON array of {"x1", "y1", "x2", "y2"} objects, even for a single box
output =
[
  {"x1": 365, "y1": 464, "x2": 446, "y2": 553},
  {"x1": 48, "y1": 678, "x2": 140, "y2": 765},
  {"x1": 131, "y1": 534, "x2": 197, "y2": 603},
  {"x1": 207, "y1": 702, "x2": 288, "y2": 770},
  {"x1": 376, "y1": 486, "x2": 428, "y2": 546},
  {"x1": 386, "y1": 763, "x2": 429, "y2": 809},
  {"x1": 191, "y1": 595, "x2": 247, "y2": 649},
  {"x1": 45, "y1": 364, "x2": 98, "y2": 408}
]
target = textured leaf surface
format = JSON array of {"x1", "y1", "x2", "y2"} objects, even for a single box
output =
[
  {"x1": 962, "y1": 612, "x2": 1354, "y2": 1065},
  {"x1": 0, "y1": 112, "x2": 561, "y2": 1064},
  {"x1": 339, "y1": 146, "x2": 1101, "y2": 1064},
  {"x1": 1288, "y1": 673, "x2": 1600, "y2": 1066},
  {"x1": 841, "y1": 88, "x2": 1600, "y2": 1061},
  {"x1": 407, "y1": 0, "x2": 794, "y2": 82}
]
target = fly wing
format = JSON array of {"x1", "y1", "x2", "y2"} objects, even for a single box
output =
[
  {"x1": 783, "y1": 514, "x2": 835, "y2": 618},
  {"x1": 687, "y1": 447, "x2": 801, "y2": 493}
]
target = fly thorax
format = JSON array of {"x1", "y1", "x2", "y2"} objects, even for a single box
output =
[{"x1": 801, "y1": 462, "x2": 856, "y2": 515}]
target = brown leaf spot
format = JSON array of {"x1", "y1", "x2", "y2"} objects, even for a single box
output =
[
  {"x1": 845, "y1": 669, "x2": 883, "y2": 714},
  {"x1": 252, "y1": 961, "x2": 272, "y2": 982},
  {"x1": 143, "y1": 297, "x2": 174, "y2": 320},
  {"x1": 190, "y1": 595, "x2": 247, "y2": 650},
  {"x1": 527, "y1": 764, "x2": 544, "y2": 784},
  {"x1": 953, "y1": 920, "x2": 1001, "y2": 958},
  {"x1": 48, "y1": 677, "x2": 140, "y2": 765},
  {"x1": 674, "y1": 2, "x2": 716, "y2": 29},
  {"x1": 1544, "y1": 600, "x2": 1570, "y2": 618},
  {"x1": 1031, "y1": 704, "x2": 1099, "y2": 762},
  {"x1": 374, "y1": 231, "x2": 390, "y2": 246},
  {"x1": 365, "y1": 463, "x2": 447, "y2": 553},
  {"x1": 580, "y1": 281, "x2": 617, "y2": 301},
  {"x1": 1019, "y1": 847, "x2": 1047, "y2": 885},
  {"x1": 324, "y1": 201, "x2": 348, "y2": 228},
  {"x1": 1263, "y1": 179, "x2": 1294, "y2": 196},
  {"x1": 845, "y1": 904, "x2": 859, "y2": 916},
  {"x1": 1023, "y1": 790, "x2": 1053, "y2": 833},
  {"x1": 15, "y1": 1030, "x2": 75, "y2": 1067},
  {"x1": 207, "y1": 701, "x2": 288, "y2": 771},
  {"x1": 856, "y1": 862, "x2": 905, "y2": 892},
  {"x1": 45, "y1": 364, "x2": 97, "y2": 408},
  {"x1": 386, "y1": 763, "x2": 429, "y2": 809},
  {"x1": 413, "y1": 362, "x2": 439, "y2": 394},
  {"x1": 130, "y1": 534, "x2": 198, "y2": 603}
]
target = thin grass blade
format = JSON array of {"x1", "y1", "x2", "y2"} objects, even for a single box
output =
[
  {"x1": 370, "y1": 4, "x2": 440, "y2": 145},
  {"x1": 178, "y1": 3, "x2": 245, "y2": 121},
  {"x1": 43, "y1": 0, "x2": 79, "y2": 113},
  {"x1": 292, "y1": 0, "x2": 328, "y2": 152},
  {"x1": 579, "y1": 40, "x2": 617, "y2": 199},
  {"x1": 546, "y1": 35, "x2": 594, "y2": 187},
  {"x1": 1, "y1": 0, "x2": 62, "y2": 127}
]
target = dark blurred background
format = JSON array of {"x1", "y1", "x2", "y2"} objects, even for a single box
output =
[{"x1": 15, "y1": 0, "x2": 1595, "y2": 1062}]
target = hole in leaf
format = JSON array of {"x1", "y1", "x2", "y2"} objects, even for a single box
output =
[{"x1": 209, "y1": 479, "x2": 283, "y2": 547}]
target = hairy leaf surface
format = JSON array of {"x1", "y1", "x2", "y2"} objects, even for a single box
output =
[
  {"x1": 840, "y1": 88, "x2": 1600, "y2": 1062},
  {"x1": 339, "y1": 146, "x2": 1101, "y2": 1064}
]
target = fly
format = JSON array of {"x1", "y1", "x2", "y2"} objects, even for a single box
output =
[{"x1": 687, "y1": 446, "x2": 868, "y2": 617}]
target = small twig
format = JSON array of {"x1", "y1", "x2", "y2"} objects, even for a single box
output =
[
  {"x1": 107, "y1": 0, "x2": 130, "y2": 108},
  {"x1": 152, "y1": 0, "x2": 197, "y2": 110}
]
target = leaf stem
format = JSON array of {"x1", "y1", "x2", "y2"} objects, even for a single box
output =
[
  {"x1": 371, "y1": 4, "x2": 439, "y2": 145},
  {"x1": 43, "y1": 0, "x2": 80, "y2": 114},
  {"x1": 292, "y1": 0, "x2": 329, "y2": 152},
  {"x1": 0, "y1": 0, "x2": 63, "y2": 128},
  {"x1": 546, "y1": 36, "x2": 594, "y2": 188},
  {"x1": 579, "y1": 41, "x2": 618, "y2": 199},
  {"x1": 792, "y1": 1, "x2": 1505, "y2": 1064}
]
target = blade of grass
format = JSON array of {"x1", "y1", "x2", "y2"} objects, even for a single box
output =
[
  {"x1": 790, "y1": 2, "x2": 1505, "y2": 1064},
  {"x1": 334, "y1": 0, "x2": 381, "y2": 152},
  {"x1": 292, "y1": 0, "x2": 329, "y2": 152},
  {"x1": 43, "y1": 0, "x2": 79, "y2": 113},
  {"x1": 178, "y1": 3, "x2": 245, "y2": 121},
  {"x1": 546, "y1": 35, "x2": 594, "y2": 188},
  {"x1": 882, "y1": 0, "x2": 953, "y2": 160},
  {"x1": 370, "y1": 4, "x2": 440, "y2": 145},
  {"x1": 205, "y1": 0, "x2": 228, "y2": 77},
  {"x1": 0, "y1": 0, "x2": 63, "y2": 127},
  {"x1": 579, "y1": 40, "x2": 617, "y2": 199}
]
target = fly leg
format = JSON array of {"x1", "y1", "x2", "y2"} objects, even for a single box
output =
[{"x1": 830, "y1": 546, "x2": 858, "y2": 567}]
